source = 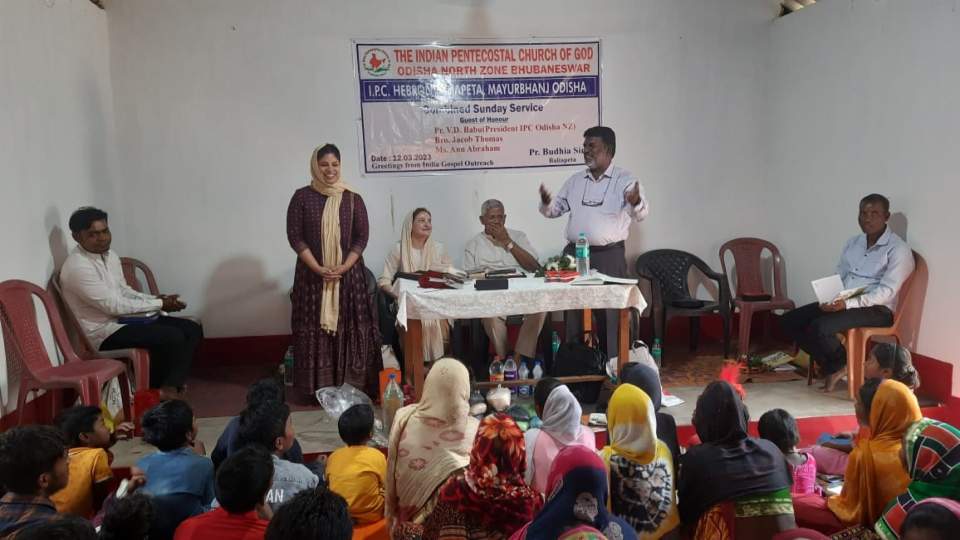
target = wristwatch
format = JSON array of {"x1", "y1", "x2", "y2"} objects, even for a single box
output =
[{"x1": 505, "y1": 241, "x2": 515, "y2": 251}]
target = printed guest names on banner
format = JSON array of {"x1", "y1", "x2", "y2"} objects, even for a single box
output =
[{"x1": 355, "y1": 41, "x2": 601, "y2": 174}]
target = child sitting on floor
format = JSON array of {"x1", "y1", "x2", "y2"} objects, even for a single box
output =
[
  {"x1": 759, "y1": 408, "x2": 819, "y2": 495},
  {"x1": 50, "y1": 406, "x2": 124, "y2": 518},
  {"x1": 326, "y1": 404, "x2": 386, "y2": 525}
]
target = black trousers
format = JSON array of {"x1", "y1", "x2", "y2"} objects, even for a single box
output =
[
  {"x1": 100, "y1": 316, "x2": 203, "y2": 388},
  {"x1": 780, "y1": 302, "x2": 892, "y2": 375},
  {"x1": 562, "y1": 242, "x2": 628, "y2": 357}
]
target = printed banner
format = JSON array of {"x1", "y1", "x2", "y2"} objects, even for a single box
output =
[{"x1": 355, "y1": 40, "x2": 601, "y2": 174}]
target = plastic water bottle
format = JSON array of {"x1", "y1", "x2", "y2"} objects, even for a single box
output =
[
  {"x1": 532, "y1": 359, "x2": 544, "y2": 381},
  {"x1": 489, "y1": 355, "x2": 504, "y2": 383},
  {"x1": 575, "y1": 233, "x2": 590, "y2": 276},
  {"x1": 551, "y1": 331, "x2": 561, "y2": 356},
  {"x1": 651, "y1": 338, "x2": 662, "y2": 368},
  {"x1": 282, "y1": 346, "x2": 295, "y2": 386},
  {"x1": 518, "y1": 360, "x2": 531, "y2": 397},
  {"x1": 382, "y1": 373, "x2": 404, "y2": 436},
  {"x1": 503, "y1": 355, "x2": 518, "y2": 394}
]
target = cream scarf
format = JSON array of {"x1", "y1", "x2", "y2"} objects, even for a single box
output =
[{"x1": 310, "y1": 147, "x2": 356, "y2": 334}]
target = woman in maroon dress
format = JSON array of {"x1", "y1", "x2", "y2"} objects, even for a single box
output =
[{"x1": 287, "y1": 144, "x2": 381, "y2": 397}]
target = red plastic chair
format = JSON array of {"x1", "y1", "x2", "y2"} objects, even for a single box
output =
[
  {"x1": 0, "y1": 280, "x2": 131, "y2": 425},
  {"x1": 121, "y1": 257, "x2": 160, "y2": 295},
  {"x1": 50, "y1": 272, "x2": 151, "y2": 391},
  {"x1": 719, "y1": 238, "x2": 796, "y2": 359}
]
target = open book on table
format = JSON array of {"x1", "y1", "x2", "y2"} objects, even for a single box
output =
[
  {"x1": 811, "y1": 274, "x2": 866, "y2": 304},
  {"x1": 569, "y1": 271, "x2": 638, "y2": 286}
]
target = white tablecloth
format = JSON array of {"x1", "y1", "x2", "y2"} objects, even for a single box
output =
[{"x1": 394, "y1": 276, "x2": 647, "y2": 328}]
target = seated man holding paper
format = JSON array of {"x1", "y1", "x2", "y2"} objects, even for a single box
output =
[
  {"x1": 60, "y1": 207, "x2": 202, "y2": 400},
  {"x1": 781, "y1": 194, "x2": 914, "y2": 392},
  {"x1": 464, "y1": 199, "x2": 546, "y2": 362}
]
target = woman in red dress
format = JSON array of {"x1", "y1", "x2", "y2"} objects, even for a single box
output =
[{"x1": 287, "y1": 144, "x2": 381, "y2": 397}]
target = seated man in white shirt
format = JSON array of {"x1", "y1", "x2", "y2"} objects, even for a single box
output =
[
  {"x1": 464, "y1": 199, "x2": 547, "y2": 364},
  {"x1": 781, "y1": 194, "x2": 915, "y2": 393},
  {"x1": 60, "y1": 207, "x2": 202, "y2": 400}
]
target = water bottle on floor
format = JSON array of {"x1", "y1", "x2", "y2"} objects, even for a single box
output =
[
  {"x1": 489, "y1": 355, "x2": 504, "y2": 383},
  {"x1": 576, "y1": 233, "x2": 590, "y2": 276},
  {"x1": 503, "y1": 355, "x2": 518, "y2": 394},
  {"x1": 651, "y1": 338, "x2": 662, "y2": 368},
  {"x1": 282, "y1": 346, "x2": 295, "y2": 386},
  {"x1": 518, "y1": 360, "x2": 531, "y2": 397},
  {"x1": 382, "y1": 373, "x2": 404, "y2": 436},
  {"x1": 532, "y1": 358, "x2": 544, "y2": 381},
  {"x1": 551, "y1": 331, "x2": 561, "y2": 356}
]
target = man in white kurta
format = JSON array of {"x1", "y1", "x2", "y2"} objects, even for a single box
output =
[{"x1": 463, "y1": 200, "x2": 546, "y2": 360}]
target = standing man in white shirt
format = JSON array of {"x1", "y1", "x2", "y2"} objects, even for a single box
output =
[
  {"x1": 539, "y1": 126, "x2": 648, "y2": 354},
  {"x1": 464, "y1": 199, "x2": 547, "y2": 363},
  {"x1": 781, "y1": 194, "x2": 914, "y2": 392},
  {"x1": 60, "y1": 207, "x2": 202, "y2": 400}
]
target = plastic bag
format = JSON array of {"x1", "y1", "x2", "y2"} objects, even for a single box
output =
[
  {"x1": 607, "y1": 340, "x2": 659, "y2": 380},
  {"x1": 486, "y1": 385, "x2": 511, "y2": 412},
  {"x1": 101, "y1": 378, "x2": 125, "y2": 431},
  {"x1": 315, "y1": 383, "x2": 373, "y2": 419}
]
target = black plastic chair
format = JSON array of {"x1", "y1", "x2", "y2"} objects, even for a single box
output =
[{"x1": 635, "y1": 249, "x2": 732, "y2": 360}]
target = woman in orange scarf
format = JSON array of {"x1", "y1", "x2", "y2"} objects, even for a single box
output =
[{"x1": 828, "y1": 378, "x2": 922, "y2": 526}]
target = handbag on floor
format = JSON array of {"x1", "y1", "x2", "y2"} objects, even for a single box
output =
[{"x1": 551, "y1": 333, "x2": 606, "y2": 403}]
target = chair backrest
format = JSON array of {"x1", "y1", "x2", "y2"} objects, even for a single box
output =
[
  {"x1": 892, "y1": 251, "x2": 928, "y2": 349},
  {"x1": 0, "y1": 280, "x2": 81, "y2": 378},
  {"x1": 48, "y1": 272, "x2": 98, "y2": 356},
  {"x1": 634, "y1": 249, "x2": 710, "y2": 301},
  {"x1": 121, "y1": 257, "x2": 160, "y2": 296},
  {"x1": 719, "y1": 237, "x2": 786, "y2": 299}
]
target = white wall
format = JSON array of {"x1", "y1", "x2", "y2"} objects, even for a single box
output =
[
  {"x1": 104, "y1": 0, "x2": 775, "y2": 338},
  {"x1": 0, "y1": 0, "x2": 121, "y2": 411},
  {"x1": 767, "y1": 1, "x2": 960, "y2": 389}
]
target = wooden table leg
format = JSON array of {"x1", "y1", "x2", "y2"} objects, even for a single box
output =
[
  {"x1": 582, "y1": 308, "x2": 592, "y2": 335},
  {"x1": 618, "y1": 308, "x2": 630, "y2": 379},
  {"x1": 403, "y1": 319, "x2": 424, "y2": 401}
]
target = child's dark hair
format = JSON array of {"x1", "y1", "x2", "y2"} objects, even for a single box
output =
[
  {"x1": 901, "y1": 501, "x2": 960, "y2": 540},
  {"x1": 265, "y1": 486, "x2": 352, "y2": 540},
  {"x1": 55, "y1": 405, "x2": 102, "y2": 446},
  {"x1": 237, "y1": 400, "x2": 291, "y2": 452},
  {"x1": 338, "y1": 404, "x2": 374, "y2": 446},
  {"x1": 859, "y1": 377, "x2": 883, "y2": 420},
  {"x1": 534, "y1": 377, "x2": 563, "y2": 410},
  {"x1": 0, "y1": 425, "x2": 67, "y2": 494},
  {"x1": 873, "y1": 343, "x2": 920, "y2": 389},
  {"x1": 141, "y1": 399, "x2": 195, "y2": 452},
  {"x1": 246, "y1": 378, "x2": 286, "y2": 409},
  {"x1": 99, "y1": 492, "x2": 154, "y2": 540},
  {"x1": 17, "y1": 515, "x2": 96, "y2": 540},
  {"x1": 758, "y1": 409, "x2": 800, "y2": 453},
  {"x1": 216, "y1": 446, "x2": 274, "y2": 514}
]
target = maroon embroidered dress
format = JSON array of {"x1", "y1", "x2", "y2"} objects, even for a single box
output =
[{"x1": 287, "y1": 187, "x2": 381, "y2": 396}]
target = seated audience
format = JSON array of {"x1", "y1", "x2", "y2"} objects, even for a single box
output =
[
  {"x1": 98, "y1": 492, "x2": 154, "y2": 540},
  {"x1": 385, "y1": 358, "x2": 479, "y2": 537},
  {"x1": 678, "y1": 381, "x2": 794, "y2": 537},
  {"x1": 50, "y1": 406, "x2": 122, "y2": 518},
  {"x1": 60, "y1": 206, "x2": 203, "y2": 400},
  {"x1": 759, "y1": 408, "x2": 819, "y2": 496},
  {"x1": 211, "y1": 378, "x2": 304, "y2": 470},
  {"x1": 15, "y1": 515, "x2": 96, "y2": 540},
  {"x1": 463, "y1": 199, "x2": 546, "y2": 362},
  {"x1": 781, "y1": 194, "x2": 914, "y2": 392},
  {"x1": 326, "y1": 404, "x2": 386, "y2": 525},
  {"x1": 378, "y1": 208, "x2": 452, "y2": 362},
  {"x1": 265, "y1": 486, "x2": 353, "y2": 540},
  {"x1": 524, "y1": 378, "x2": 597, "y2": 494},
  {"x1": 601, "y1": 383, "x2": 679, "y2": 539},
  {"x1": 0, "y1": 426, "x2": 69, "y2": 537},
  {"x1": 865, "y1": 343, "x2": 920, "y2": 390},
  {"x1": 875, "y1": 419, "x2": 960, "y2": 539},
  {"x1": 422, "y1": 413, "x2": 542, "y2": 540},
  {"x1": 236, "y1": 401, "x2": 318, "y2": 511},
  {"x1": 137, "y1": 400, "x2": 214, "y2": 512},
  {"x1": 620, "y1": 362, "x2": 680, "y2": 472},
  {"x1": 827, "y1": 379, "x2": 921, "y2": 527},
  {"x1": 511, "y1": 444, "x2": 638, "y2": 540},
  {"x1": 174, "y1": 446, "x2": 273, "y2": 540},
  {"x1": 771, "y1": 529, "x2": 830, "y2": 540},
  {"x1": 898, "y1": 498, "x2": 960, "y2": 540}
]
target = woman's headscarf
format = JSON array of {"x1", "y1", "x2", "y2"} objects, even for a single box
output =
[
  {"x1": 309, "y1": 146, "x2": 356, "y2": 333},
  {"x1": 678, "y1": 381, "x2": 791, "y2": 524},
  {"x1": 438, "y1": 413, "x2": 542, "y2": 535},
  {"x1": 399, "y1": 209, "x2": 441, "y2": 273},
  {"x1": 510, "y1": 445, "x2": 638, "y2": 540},
  {"x1": 828, "y1": 379, "x2": 922, "y2": 526},
  {"x1": 525, "y1": 385, "x2": 593, "y2": 485},
  {"x1": 386, "y1": 358, "x2": 480, "y2": 522},
  {"x1": 601, "y1": 384, "x2": 679, "y2": 537},
  {"x1": 875, "y1": 419, "x2": 960, "y2": 539},
  {"x1": 621, "y1": 363, "x2": 680, "y2": 466}
]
